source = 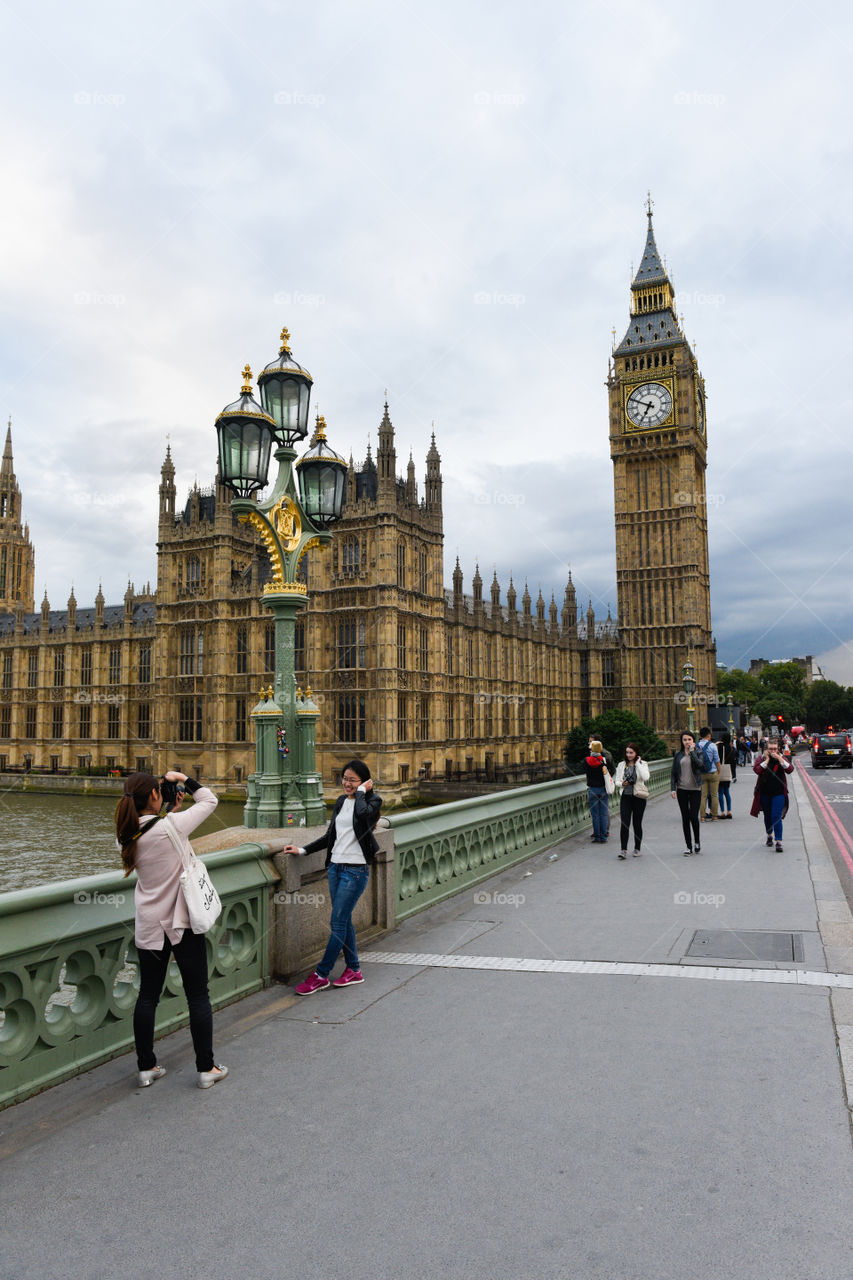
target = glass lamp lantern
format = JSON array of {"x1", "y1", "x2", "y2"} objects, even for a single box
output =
[
  {"x1": 296, "y1": 415, "x2": 347, "y2": 528},
  {"x1": 215, "y1": 365, "x2": 276, "y2": 498},
  {"x1": 257, "y1": 327, "x2": 313, "y2": 445},
  {"x1": 682, "y1": 661, "x2": 696, "y2": 698}
]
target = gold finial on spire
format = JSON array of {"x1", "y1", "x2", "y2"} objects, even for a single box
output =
[
  {"x1": 315, "y1": 414, "x2": 327, "y2": 441},
  {"x1": 305, "y1": 684, "x2": 313, "y2": 698},
  {"x1": 241, "y1": 364, "x2": 253, "y2": 394},
  {"x1": 279, "y1": 326, "x2": 291, "y2": 355},
  {"x1": 259, "y1": 685, "x2": 266, "y2": 701},
  {"x1": 266, "y1": 683, "x2": 274, "y2": 701},
  {"x1": 646, "y1": 191, "x2": 654, "y2": 220}
]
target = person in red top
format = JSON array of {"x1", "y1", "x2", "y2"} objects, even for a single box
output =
[{"x1": 584, "y1": 739, "x2": 611, "y2": 843}]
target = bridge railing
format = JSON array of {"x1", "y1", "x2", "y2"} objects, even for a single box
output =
[
  {"x1": 0, "y1": 761, "x2": 672, "y2": 1107},
  {"x1": 389, "y1": 759, "x2": 671, "y2": 920},
  {"x1": 0, "y1": 844, "x2": 277, "y2": 1110}
]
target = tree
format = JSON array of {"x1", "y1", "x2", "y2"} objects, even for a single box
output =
[
  {"x1": 756, "y1": 662, "x2": 807, "y2": 721},
  {"x1": 751, "y1": 692, "x2": 801, "y2": 734},
  {"x1": 716, "y1": 667, "x2": 761, "y2": 706},
  {"x1": 805, "y1": 681, "x2": 853, "y2": 732},
  {"x1": 566, "y1": 709, "x2": 668, "y2": 772}
]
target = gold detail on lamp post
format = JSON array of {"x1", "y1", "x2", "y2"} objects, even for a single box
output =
[
  {"x1": 270, "y1": 496, "x2": 302, "y2": 552},
  {"x1": 238, "y1": 510, "x2": 285, "y2": 588}
]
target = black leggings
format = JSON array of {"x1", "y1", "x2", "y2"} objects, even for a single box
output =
[
  {"x1": 676, "y1": 789, "x2": 701, "y2": 850},
  {"x1": 134, "y1": 930, "x2": 215, "y2": 1072},
  {"x1": 619, "y1": 794, "x2": 647, "y2": 851}
]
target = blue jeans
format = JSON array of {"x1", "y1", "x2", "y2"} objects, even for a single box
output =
[
  {"x1": 317, "y1": 864, "x2": 370, "y2": 977},
  {"x1": 588, "y1": 787, "x2": 608, "y2": 841},
  {"x1": 718, "y1": 780, "x2": 732, "y2": 812},
  {"x1": 761, "y1": 793, "x2": 786, "y2": 841}
]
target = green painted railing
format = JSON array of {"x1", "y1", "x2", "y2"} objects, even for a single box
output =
[
  {"x1": 0, "y1": 845, "x2": 278, "y2": 1110},
  {"x1": 389, "y1": 759, "x2": 671, "y2": 920}
]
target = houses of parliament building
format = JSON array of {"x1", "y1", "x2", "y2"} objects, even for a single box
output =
[{"x1": 0, "y1": 210, "x2": 716, "y2": 795}]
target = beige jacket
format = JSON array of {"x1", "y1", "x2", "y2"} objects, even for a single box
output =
[{"x1": 132, "y1": 787, "x2": 218, "y2": 949}]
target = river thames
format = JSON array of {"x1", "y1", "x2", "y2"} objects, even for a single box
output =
[{"x1": 0, "y1": 792, "x2": 249, "y2": 893}]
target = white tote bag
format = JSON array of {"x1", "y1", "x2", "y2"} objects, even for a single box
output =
[
  {"x1": 163, "y1": 816, "x2": 222, "y2": 934},
  {"x1": 602, "y1": 766, "x2": 616, "y2": 796}
]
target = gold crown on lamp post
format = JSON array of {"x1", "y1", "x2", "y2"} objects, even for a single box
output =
[
  {"x1": 279, "y1": 326, "x2": 291, "y2": 355},
  {"x1": 241, "y1": 364, "x2": 254, "y2": 394}
]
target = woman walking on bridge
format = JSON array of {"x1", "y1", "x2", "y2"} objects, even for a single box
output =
[
  {"x1": 671, "y1": 731, "x2": 705, "y2": 856},
  {"x1": 116, "y1": 771, "x2": 228, "y2": 1091},
  {"x1": 752, "y1": 739, "x2": 794, "y2": 852},
  {"x1": 283, "y1": 759, "x2": 382, "y2": 995}
]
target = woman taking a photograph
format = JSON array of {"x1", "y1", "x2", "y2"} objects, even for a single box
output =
[
  {"x1": 614, "y1": 743, "x2": 650, "y2": 858},
  {"x1": 671, "y1": 731, "x2": 705, "y2": 857},
  {"x1": 283, "y1": 759, "x2": 382, "y2": 995},
  {"x1": 116, "y1": 771, "x2": 228, "y2": 1090},
  {"x1": 753, "y1": 738, "x2": 794, "y2": 852}
]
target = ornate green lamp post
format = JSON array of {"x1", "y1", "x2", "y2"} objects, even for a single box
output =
[
  {"x1": 682, "y1": 661, "x2": 696, "y2": 737},
  {"x1": 215, "y1": 329, "x2": 346, "y2": 828}
]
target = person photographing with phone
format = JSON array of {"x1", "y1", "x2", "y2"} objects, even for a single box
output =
[{"x1": 753, "y1": 738, "x2": 794, "y2": 852}]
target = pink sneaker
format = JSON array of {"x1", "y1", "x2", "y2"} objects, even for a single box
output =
[
  {"x1": 332, "y1": 967, "x2": 364, "y2": 987},
  {"x1": 294, "y1": 971, "x2": 330, "y2": 996}
]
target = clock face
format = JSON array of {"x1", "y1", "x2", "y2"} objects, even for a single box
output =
[{"x1": 625, "y1": 381, "x2": 673, "y2": 428}]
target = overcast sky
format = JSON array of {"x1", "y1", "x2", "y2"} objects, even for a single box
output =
[{"x1": 1, "y1": 0, "x2": 851, "y2": 679}]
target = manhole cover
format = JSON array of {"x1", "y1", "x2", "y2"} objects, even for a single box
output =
[{"x1": 686, "y1": 930, "x2": 805, "y2": 963}]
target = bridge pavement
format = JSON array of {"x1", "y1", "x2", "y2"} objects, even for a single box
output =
[{"x1": 2, "y1": 769, "x2": 853, "y2": 1280}]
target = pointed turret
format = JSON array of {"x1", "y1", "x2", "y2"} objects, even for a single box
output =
[
  {"x1": 472, "y1": 563, "x2": 483, "y2": 615},
  {"x1": 507, "y1": 575, "x2": 517, "y2": 615},
  {"x1": 425, "y1": 431, "x2": 442, "y2": 513},
  {"x1": 522, "y1": 582, "x2": 532, "y2": 625},
  {"x1": 549, "y1": 593, "x2": 558, "y2": 634},
  {"x1": 0, "y1": 419, "x2": 35, "y2": 612},
  {"x1": 95, "y1": 583, "x2": 104, "y2": 627},
  {"x1": 586, "y1": 599, "x2": 595, "y2": 639},
  {"x1": 377, "y1": 399, "x2": 397, "y2": 495},
  {"x1": 490, "y1": 569, "x2": 501, "y2": 613},
  {"x1": 562, "y1": 570, "x2": 577, "y2": 634},
  {"x1": 67, "y1": 586, "x2": 77, "y2": 630},
  {"x1": 406, "y1": 451, "x2": 417, "y2": 504},
  {"x1": 452, "y1": 556, "x2": 464, "y2": 613},
  {"x1": 124, "y1": 580, "x2": 134, "y2": 622},
  {"x1": 40, "y1": 588, "x2": 50, "y2": 628},
  {"x1": 159, "y1": 444, "x2": 176, "y2": 523},
  {"x1": 1, "y1": 421, "x2": 13, "y2": 480}
]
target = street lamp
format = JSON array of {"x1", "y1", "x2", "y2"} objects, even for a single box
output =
[
  {"x1": 726, "y1": 692, "x2": 735, "y2": 736},
  {"x1": 215, "y1": 331, "x2": 346, "y2": 828},
  {"x1": 682, "y1": 661, "x2": 696, "y2": 737}
]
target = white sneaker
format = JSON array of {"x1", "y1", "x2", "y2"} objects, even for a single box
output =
[
  {"x1": 138, "y1": 1066, "x2": 167, "y2": 1088},
  {"x1": 198, "y1": 1064, "x2": 229, "y2": 1090}
]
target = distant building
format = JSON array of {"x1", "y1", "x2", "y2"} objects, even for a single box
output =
[{"x1": 748, "y1": 656, "x2": 824, "y2": 684}]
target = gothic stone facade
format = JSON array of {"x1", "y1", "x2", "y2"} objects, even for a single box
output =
[{"x1": 0, "y1": 212, "x2": 715, "y2": 789}]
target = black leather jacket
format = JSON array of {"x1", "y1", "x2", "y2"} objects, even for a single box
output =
[{"x1": 304, "y1": 787, "x2": 383, "y2": 868}]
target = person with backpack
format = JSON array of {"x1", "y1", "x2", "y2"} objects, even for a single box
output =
[{"x1": 697, "y1": 726, "x2": 720, "y2": 821}]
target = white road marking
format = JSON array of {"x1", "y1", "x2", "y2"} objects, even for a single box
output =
[{"x1": 363, "y1": 950, "x2": 853, "y2": 989}]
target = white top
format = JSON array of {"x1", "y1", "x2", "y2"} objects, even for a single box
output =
[
  {"x1": 330, "y1": 793, "x2": 366, "y2": 864},
  {"x1": 299, "y1": 784, "x2": 368, "y2": 863}
]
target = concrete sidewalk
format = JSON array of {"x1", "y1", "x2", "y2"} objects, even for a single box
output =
[{"x1": 3, "y1": 772, "x2": 853, "y2": 1280}]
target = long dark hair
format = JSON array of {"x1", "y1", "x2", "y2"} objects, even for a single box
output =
[
  {"x1": 624, "y1": 742, "x2": 640, "y2": 761},
  {"x1": 115, "y1": 772, "x2": 160, "y2": 876}
]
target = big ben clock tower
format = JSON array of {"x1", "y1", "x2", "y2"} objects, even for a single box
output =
[{"x1": 608, "y1": 200, "x2": 715, "y2": 741}]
